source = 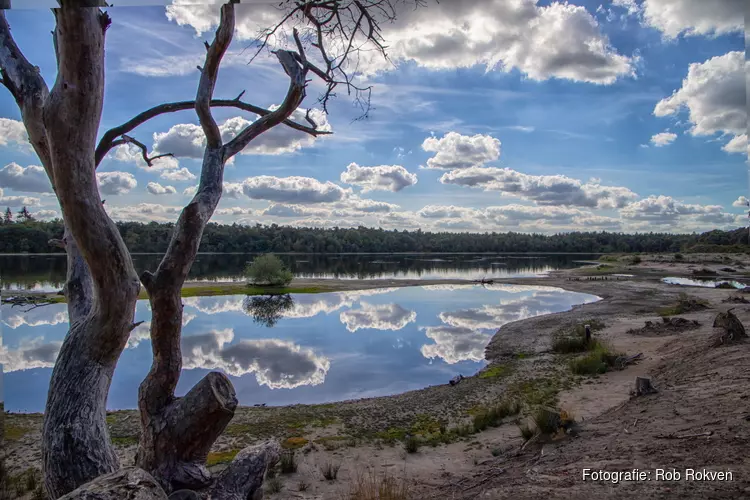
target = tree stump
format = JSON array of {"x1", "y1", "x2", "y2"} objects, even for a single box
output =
[
  {"x1": 635, "y1": 376, "x2": 657, "y2": 396},
  {"x1": 57, "y1": 468, "x2": 168, "y2": 500},
  {"x1": 712, "y1": 309, "x2": 747, "y2": 346}
]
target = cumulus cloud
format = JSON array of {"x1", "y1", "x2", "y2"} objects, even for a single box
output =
[
  {"x1": 421, "y1": 132, "x2": 500, "y2": 170},
  {"x1": 635, "y1": 0, "x2": 744, "y2": 38},
  {"x1": 340, "y1": 163, "x2": 417, "y2": 192},
  {"x1": 732, "y1": 196, "x2": 749, "y2": 207},
  {"x1": 654, "y1": 51, "x2": 745, "y2": 153},
  {"x1": 2, "y1": 308, "x2": 68, "y2": 329},
  {"x1": 0, "y1": 187, "x2": 41, "y2": 207},
  {"x1": 0, "y1": 163, "x2": 52, "y2": 193},
  {"x1": 184, "y1": 185, "x2": 199, "y2": 196},
  {"x1": 216, "y1": 207, "x2": 255, "y2": 216},
  {"x1": 261, "y1": 204, "x2": 329, "y2": 218},
  {"x1": 418, "y1": 205, "x2": 485, "y2": 220},
  {"x1": 291, "y1": 217, "x2": 360, "y2": 229},
  {"x1": 334, "y1": 197, "x2": 399, "y2": 214},
  {"x1": 240, "y1": 176, "x2": 351, "y2": 204},
  {"x1": 650, "y1": 132, "x2": 677, "y2": 147},
  {"x1": 166, "y1": 0, "x2": 634, "y2": 84},
  {"x1": 0, "y1": 338, "x2": 63, "y2": 372},
  {"x1": 620, "y1": 195, "x2": 739, "y2": 228},
  {"x1": 180, "y1": 329, "x2": 330, "y2": 389},
  {"x1": 0, "y1": 118, "x2": 29, "y2": 149},
  {"x1": 96, "y1": 171, "x2": 138, "y2": 195},
  {"x1": 441, "y1": 167, "x2": 637, "y2": 209},
  {"x1": 32, "y1": 209, "x2": 60, "y2": 221},
  {"x1": 161, "y1": 167, "x2": 197, "y2": 182},
  {"x1": 420, "y1": 326, "x2": 491, "y2": 364},
  {"x1": 339, "y1": 303, "x2": 417, "y2": 332},
  {"x1": 106, "y1": 203, "x2": 182, "y2": 222},
  {"x1": 722, "y1": 134, "x2": 748, "y2": 155},
  {"x1": 147, "y1": 182, "x2": 177, "y2": 195},
  {"x1": 152, "y1": 110, "x2": 330, "y2": 159},
  {"x1": 112, "y1": 143, "x2": 181, "y2": 171}
]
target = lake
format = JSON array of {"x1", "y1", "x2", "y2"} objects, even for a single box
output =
[
  {"x1": 1, "y1": 284, "x2": 599, "y2": 412},
  {"x1": 0, "y1": 253, "x2": 596, "y2": 291}
]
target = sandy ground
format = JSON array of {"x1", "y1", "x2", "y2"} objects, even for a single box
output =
[{"x1": 4, "y1": 252, "x2": 750, "y2": 498}]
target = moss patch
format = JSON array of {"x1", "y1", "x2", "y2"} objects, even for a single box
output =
[
  {"x1": 111, "y1": 436, "x2": 138, "y2": 447},
  {"x1": 478, "y1": 363, "x2": 512, "y2": 379},
  {"x1": 206, "y1": 449, "x2": 241, "y2": 466},
  {"x1": 4, "y1": 424, "x2": 32, "y2": 441},
  {"x1": 281, "y1": 437, "x2": 309, "y2": 449}
]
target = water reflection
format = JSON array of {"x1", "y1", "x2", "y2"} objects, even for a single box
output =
[
  {"x1": 2, "y1": 284, "x2": 599, "y2": 411},
  {"x1": 662, "y1": 277, "x2": 747, "y2": 289},
  {"x1": 1, "y1": 253, "x2": 594, "y2": 290},
  {"x1": 244, "y1": 295, "x2": 295, "y2": 328}
]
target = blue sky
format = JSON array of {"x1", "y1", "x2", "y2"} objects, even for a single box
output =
[{"x1": 0, "y1": 0, "x2": 746, "y2": 233}]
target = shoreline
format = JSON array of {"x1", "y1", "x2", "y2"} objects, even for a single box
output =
[{"x1": 4, "y1": 253, "x2": 750, "y2": 498}]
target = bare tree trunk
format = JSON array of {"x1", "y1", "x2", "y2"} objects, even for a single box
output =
[{"x1": 38, "y1": 6, "x2": 141, "y2": 498}]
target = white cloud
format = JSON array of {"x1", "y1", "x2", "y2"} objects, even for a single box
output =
[
  {"x1": 166, "y1": 0, "x2": 634, "y2": 84},
  {"x1": 339, "y1": 303, "x2": 417, "y2": 332},
  {"x1": 732, "y1": 196, "x2": 749, "y2": 208},
  {"x1": 160, "y1": 167, "x2": 197, "y2": 182},
  {"x1": 215, "y1": 207, "x2": 255, "y2": 216},
  {"x1": 2, "y1": 307, "x2": 68, "y2": 329},
  {"x1": 180, "y1": 329, "x2": 330, "y2": 389},
  {"x1": 0, "y1": 187, "x2": 41, "y2": 207},
  {"x1": 421, "y1": 132, "x2": 500, "y2": 170},
  {"x1": 32, "y1": 209, "x2": 60, "y2": 220},
  {"x1": 147, "y1": 182, "x2": 177, "y2": 195},
  {"x1": 0, "y1": 338, "x2": 62, "y2": 372},
  {"x1": 106, "y1": 203, "x2": 182, "y2": 222},
  {"x1": 654, "y1": 51, "x2": 745, "y2": 153},
  {"x1": 639, "y1": 0, "x2": 744, "y2": 38},
  {"x1": 0, "y1": 118, "x2": 29, "y2": 149},
  {"x1": 291, "y1": 217, "x2": 360, "y2": 229},
  {"x1": 0, "y1": 163, "x2": 52, "y2": 193},
  {"x1": 96, "y1": 171, "x2": 138, "y2": 195},
  {"x1": 333, "y1": 197, "x2": 399, "y2": 214},
  {"x1": 420, "y1": 326, "x2": 491, "y2": 364},
  {"x1": 261, "y1": 204, "x2": 329, "y2": 218},
  {"x1": 441, "y1": 167, "x2": 638, "y2": 209},
  {"x1": 340, "y1": 163, "x2": 417, "y2": 192},
  {"x1": 620, "y1": 195, "x2": 739, "y2": 228},
  {"x1": 722, "y1": 134, "x2": 748, "y2": 155},
  {"x1": 418, "y1": 205, "x2": 485, "y2": 220},
  {"x1": 650, "y1": 132, "x2": 677, "y2": 147},
  {"x1": 152, "y1": 110, "x2": 330, "y2": 160},
  {"x1": 240, "y1": 176, "x2": 352, "y2": 204},
  {"x1": 183, "y1": 185, "x2": 198, "y2": 196},
  {"x1": 112, "y1": 143, "x2": 181, "y2": 171}
]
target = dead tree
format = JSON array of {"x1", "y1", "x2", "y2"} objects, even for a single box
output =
[{"x1": 0, "y1": 0, "x2": 418, "y2": 497}]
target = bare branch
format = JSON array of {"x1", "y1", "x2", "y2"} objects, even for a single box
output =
[
  {"x1": 118, "y1": 134, "x2": 175, "y2": 167},
  {"x1": 222, "y1": 48, "x2": 308, "y2": 158},
  {"x1": 196, "y1": 3, "x2": 234, "y2": 149},
  {"x1": 95, "y1": 98, "x2": 329, "y2": 168}
]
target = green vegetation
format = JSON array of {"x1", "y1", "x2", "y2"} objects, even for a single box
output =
[
  {"x1": 569, "y1": 344, "x2": 622, "y2": 375},
  {"x1": 478, "y1": 363, "x2": 513, "y2": 379},
  {"x1": 2, "y1": 219, "x2": 747, "y2": 254},
  {"x1": 405, "y1": 435, "x2": 420, "y2": 454},
  {"x1": 0, "y1": 467, "x2": 46, "y2": 500},
  {"x1": 551, "y1": 320, "x2": 606, "y2": 354},
  {"x1": 321, "y1": 461, "x2": 341, "y2": 481},
  {"x1": 206, "y1": 449, "x2": 240, "y2": 466},
  {"x1": 472, "y1": 399, "x2": 520, "y2": 432},
  {"x1": 507, "y1": 377, "x2": 562, "y2": 409},
  {"x1": 4, "y1": 424, "x2": 32, "y2": 441},
  {"x1": 281, "y1": 437, "x2": 309, "y2": 449},
  {"x1": 280, "y1": 451, "x2": 298, "y2": 474},
  {"x1": 659, "y1": 293, "x2": 709, "y2": 317},
  {"x1": 245, "y1": 253, "x2": 293, "y2": 286},
  {"x1": 111, "y1": 436, "x2": 138, "y2": 446}
]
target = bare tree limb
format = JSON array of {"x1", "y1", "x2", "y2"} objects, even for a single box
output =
[
  {"x1": 116, "y1": 134, "x2": 175, "y2": 167},
  {"x1": 195, "y1": 3, "x2": 234, "y2": 149},
  {"x1": 94, "y1": 98, "x2": 330, "y2": 168}
]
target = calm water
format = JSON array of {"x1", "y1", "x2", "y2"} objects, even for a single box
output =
[
  {"x1": 661, "y1": 277, "x2": 747, "y2": 289},
  {"x1": 1, "y1": 284, "x2": 599, "y2": 412},
  {"x1": 0, "y1": 253, "x2": 595, "y2": 291}
]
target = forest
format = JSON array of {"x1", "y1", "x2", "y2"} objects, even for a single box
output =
[{"x1": 0, "y1": 217, "x2": 747, "y2": 254}]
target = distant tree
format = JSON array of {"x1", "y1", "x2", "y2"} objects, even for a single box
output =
[
  {"x1": 245, "y1": 254, "x2": 294, "y2": 286},
  {"x1": 3, "y1": 207, "x2": 12, "y2": 224},
  {"x1": 16, "y1": 206, "x2": 34, "y2": 223}
]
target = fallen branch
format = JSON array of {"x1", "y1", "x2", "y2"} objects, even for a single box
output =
[{"x1": 655, "y1": 431, "x2": 713, "y2": 440}]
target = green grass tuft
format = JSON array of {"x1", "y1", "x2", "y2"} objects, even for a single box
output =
[{"x1": 479, "y1": 363, "x2": 512, "y2": 379}]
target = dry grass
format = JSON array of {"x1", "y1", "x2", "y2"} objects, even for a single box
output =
[{"x1": 347, "y1": 469, "x2": 410, "y2": 500}]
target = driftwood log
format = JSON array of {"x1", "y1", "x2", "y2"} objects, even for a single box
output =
[
  {"x1": 57, "y1": 468, "x2": 168, "y2": 500},
  {"x1": 712, "y1": 309, "x2": 747, "y2": 346},
  {"x1": 635, "y1": 376, "x2": 657, "y2": 396}
]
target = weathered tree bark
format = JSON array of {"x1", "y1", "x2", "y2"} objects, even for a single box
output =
[
  {"x1": 206, "y1": 441, "x2": 281, "y2": 500},
  {"x1": 134, "y1": 3, "x2": 307, "y2": 493},
  {"x1": 712, "y1": 309, "x2": 747, "y2": 346},
  {"x1": 635, "y1": 376, "x2": 657, "y2": 396},
  {"x1": 57, "y1": 468, "x2": 168, "y2": 500}
]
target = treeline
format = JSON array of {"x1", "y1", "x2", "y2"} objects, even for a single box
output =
[{"x1": 0, "y1": 219, "x2": 747, "y2": 254}]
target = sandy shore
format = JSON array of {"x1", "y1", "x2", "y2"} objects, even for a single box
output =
[{"x1": 4, "y1": 252, "x2": 750, "y2": 499}]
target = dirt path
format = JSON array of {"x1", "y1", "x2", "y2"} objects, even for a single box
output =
[{"x1": 4, "y1": 253, "x2": 750, "y2": 498}]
